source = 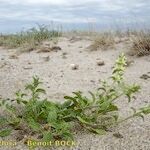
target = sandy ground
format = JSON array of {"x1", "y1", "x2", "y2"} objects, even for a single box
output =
[{"x1": 0, "y1": 37, "x2": 150, "y2": 150}]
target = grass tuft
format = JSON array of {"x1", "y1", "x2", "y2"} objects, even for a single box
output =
[
  {"x1": 0, "y1": 24, "x2": 61, "y2": 52},
  {"x1": 89, "y1": 32, "x2": 115, "y2": 51},
  {"x1": 131, "y1": 31, "x2": 150, "y2": 56}
]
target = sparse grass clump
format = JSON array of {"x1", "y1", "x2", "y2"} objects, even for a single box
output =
[
  {"x1": 89, "y1": 32, "x2": 115, "y2": 51},
  {"x1": 0, "y1": 24, "x2": 61, "y2": 51},
  {"x1": 131, "y1": 31, "x2": 150, "y2": 56},
  {"x1": 0, "y1": 54, "x2": 149, "y2": 148}
]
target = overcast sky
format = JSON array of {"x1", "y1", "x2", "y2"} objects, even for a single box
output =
[{"x1": 0, "y1": 0, "x2": 149, "y2": 33}]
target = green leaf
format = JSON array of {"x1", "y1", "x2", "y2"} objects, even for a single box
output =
[
  {"x1": 135, "y1": 113, "x2": 145, "y2": 121},
  {"x1": 47, "y1": 109, "x2": 57, "y2": 123},
  {"x1": 126, "y1": 94, "x2": 131, "y2": 102},
  {"x1": 61, "y1": 100, "x2": 72, "y2": 109},
  {"x1": 112, "y1": 114, "x2": 119, "y2": 121},
  {"x1": 42, "y1": 131, "x2": 53, "y2": 141},
  {"x1": 8, "y1": 117, "x2": 20, "y2": 127},
  {"x1": 90, "y1": 128, "x2": 106, "y2": 135},
  {"x1": 73, "y1": 91, "x2": 82, "y2": 99},
  {"x1": 25, "y1": 84, "x2": 34, "y2": 91},
  {"x1": 64, "y1": 96, "x2": 78, "y2": 105},
  {"x1": 27, "y1": 118, "x2": 41, "y2": 132},
  {"x1": 62, "y1": 132, "x2": 74, "y2": 140},
  {"x1": 36, "y1": 88, "x2": 46, "y2": 94},
  {"x1": 107, "y1": 104, "x2": 118, "y2": 112},
  {"x1": 21, "y1": 100, "x2": 28, "y2": 105},
  {"x1": 77, "y1": 116, "x2": 90, "y2": 125},
  {"x1": 99, "y1": 101, "x2": 110, "y2": 111},
  {"x1": 73, "y1": 91, "x2": 88, "y2": 105},
  {"x1": 60, "y1": 109, "x2": 76, "y2": 121},
  {"x1": 88, "y1": 91, "x2": 96, "y2": 103},
  {"x1": 124, "y1": 84, "x2": 140, "y2": 102},
  {"x1": 0, "y1": 117, "x2": 8, "y2": 126},
  {"x1": 0, "y1": 129, "x2": 12, "y2": 137},
  {"x1": 98, "y1": 87, "x2": 107, "y2": 93},
  {"x1": 140, "y1": 106, "x2": 150, "y2": 115}
]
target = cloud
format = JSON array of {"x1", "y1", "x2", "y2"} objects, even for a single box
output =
[
  {"x1": 0, "y1": 0, "x2": 69, "y2": 5},
  {"x1": 0, "y1": 0, "x2": 150, "y2": 32}
]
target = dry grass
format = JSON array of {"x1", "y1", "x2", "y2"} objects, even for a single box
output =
[
  {"x1": 0, "y1": 24, "x2": 61, "y2": 52},
  {"x1": 89, "y1": 32, "x2": 115, "y2": 51},
  {"x1": 131, "y1": 31, "x2": 150, "y2": 56}
]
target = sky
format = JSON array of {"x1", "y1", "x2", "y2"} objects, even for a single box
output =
[{"x1": 0, "y1": 0, "x2": 150, "y2": 33}]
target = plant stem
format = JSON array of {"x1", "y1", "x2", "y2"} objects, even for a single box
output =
[{"x1": 116, "y1": 111, "x2": 143, "y2": 125}]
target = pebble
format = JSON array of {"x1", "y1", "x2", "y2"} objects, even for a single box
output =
[
  {"x1": 113, "y1": 132, "x2": 124, "y2": 138},
  {"x1": 0, "y1": 62, "x2": 7, "y2": 68},
  {"x1": 9, "y1": 54, "x2": 18, "y2": 59},
  {"x1": 70, "y1": 64, "x2": 79, "y2": 70},
  {"x1": 42, "y1": 56, "x2": 50, "y2": 62},
  {"x1": 51, "y1": 46, "x2": 61, "y2": 51},
  {"x1": 140, "y1": 74, "x2": 150, "y2": 80},
  {"x1": 126, "y1": 60, "x2": 134, "y2": 66},
  {"x1": 96, "y1": 60, "x2": 105, "y2": 66},
  {"x1": 23, "y1": 66, "x2": 33, "y2": 70}
]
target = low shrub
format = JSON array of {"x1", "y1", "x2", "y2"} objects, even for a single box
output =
[{"x1": 0, "y1": 54, "x2": 149, "y2": 148}]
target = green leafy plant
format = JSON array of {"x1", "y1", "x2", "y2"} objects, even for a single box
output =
[{"x1": 0, "y1": 54, "x2": 149, "y2": 144}]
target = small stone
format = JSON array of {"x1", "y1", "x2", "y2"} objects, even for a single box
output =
[
  {"x1": 113, "y1": 132, "x2": 124, "y2": 138},
  {"x1": 51, "y1": 46, "x2": 61, "y2": 51},
  {"x1": 62, "y1": 52, "x2": 68, "y2": 55},
  {"x1": 90, "y1": 80, "x2": 95, "y2": 83},
  {"x1": 42, "y1": 56, "x2": 50, "y2": 62},
  {"x1": 140, "y1": 74, "x2": 150, "y2": 80},
  {"x1": 9, "y1": 54, "x2": 18, "y2": 59},
  {"x1": 0, "y1": 62, "x2": 7, "y2": 69},
  {"x1": 97, "y1": 60, "x2": 105, "y2": 66},
  {"x1": 23, "y1": 66, "x2": 32, "y2": 70},
  {"x1": 126, "y1": 60, "x2": 134, "y2": 67},
  {"x1": 62, "y1": 52, "x2": 67, "y2": 59},
  {"x1": 70, "y1": 64, "x2": 79, "y2": 70},
  {"x1": 62, "y1": 55, "x2": 67, "y2": 59}
]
